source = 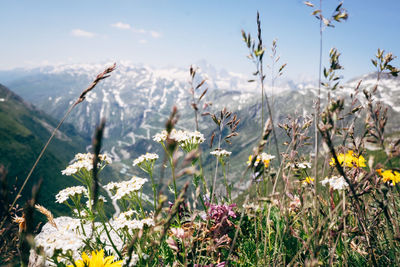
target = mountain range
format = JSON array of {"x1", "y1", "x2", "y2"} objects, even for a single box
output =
[{"x1": 1, "y1": 62, "x2": 399, "y2": 197}]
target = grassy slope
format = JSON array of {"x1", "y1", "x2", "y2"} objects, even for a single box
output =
[{"x1": 0, "y1": 84, "x2": 88, "y2": 214}]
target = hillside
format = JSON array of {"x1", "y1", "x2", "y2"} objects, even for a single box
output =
[{"x1": 0, "y1": 84, "x2": 88, "y2": 212}]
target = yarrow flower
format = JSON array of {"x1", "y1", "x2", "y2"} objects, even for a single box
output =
[
  {"x1": 153, "y1": 129, "x2": 205, "y2": 152},
  {"x1": 68, "y1": 249, "x2": 123, "y2": 267},
  {"x1": 55, "y1": 186, "x2": 88, "y2": 203},
  {"x1": 153, "y1": 130, "x2": 168, "y2": 143},
  {"x1": 61, "y1": 152, "x2": 112, "y2": 176},
  {"x1": 133, "y1": 153, "x2": 158, "y2": 173},
  {"x1": 105, "y1": 177, "x2": 147, "y2": 200},
  {"x1": 210, "y1": 149, "x2": 232, "y2": 158},
  {"x1": 329, "y1": 150, "x2": 366, "y2": 168},
  {"x1": 321, "y1": 176, "x2": 348, "y2": 190},
  {"x1": 288, "y1": 161, "x2": 312, "y2": 169},
  {"x1": 377, "y1": 168, "x2": 400, "y2": 186},
  {"x1": 247, "y1": 153, "x2": 275, "y2": 168},
  {"x1": 35, "y1": 216, "x2": 82, "y2": 260},
  {"x1": 111, "y1": 210, "x2": 154, "y2": 231}
]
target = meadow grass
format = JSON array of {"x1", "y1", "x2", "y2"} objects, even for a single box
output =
[{"x1": 1, "y1": 4, "x2": 400, "y2": 267}]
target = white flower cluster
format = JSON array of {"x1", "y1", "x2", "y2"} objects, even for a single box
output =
[
  {"x1": 321, "y1": 176, "x2": 348, "y2": 190},
  {"x1": 55, "y1": 186, "x2": 88, "y2": 203},
  {"x1": 61, "y1": 153, "x2": 112, "y2": 176},
  {"x1": 33, "y1": 215, "x2": 145, "y2": 265},
  {"x1": 153, "y1": 130, "x2": 168, "y2": 142},
  {"x1": 111, "y1": 210, "x2": 155, "y2": 231},
  {"x1": 210, "y1": 149, "x2": 232, "y2": 158},
  {"x1": 34, "y1": 217, "x2": 83, "y2": 261},
  {"x1": 104, "y1": 177, "x2": 148, "y2": 200},
  {"x1": 289, "y1": 162, "x2": 312, "y2": 169},
  {"x1": 133, "y1": 153, "x2": 159, "y2": 166},
  {"x1": 153, "y1": 129, "x2": 205, "y2": 151}
]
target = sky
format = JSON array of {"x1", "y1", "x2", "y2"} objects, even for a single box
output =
[{"x1": 1, "y1": 0, "x2": 399, "y2": 81}]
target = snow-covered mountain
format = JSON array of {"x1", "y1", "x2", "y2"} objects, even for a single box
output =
[{"x1": 1, "y1": 62, "x2": 399, "y2": 181}]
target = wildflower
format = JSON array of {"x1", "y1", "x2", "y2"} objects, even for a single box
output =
[
  {"x1": 133, "y1": 152, "x2": 158, "y2": 173},
  {"x1": 329, "y1": 150, "x2": 366, "y2": 168},
  {"x1": 105, "y1": 177, "x2": 147, "y2": 200},
  {"x1": 133, "y1": 152, "x2": 159, "y2": 166},
  {"x1": 377, "y1": 168, "x2": 400, "y2": 186},
  {"x1": 61, "y1": 152, "x2": 111, "y2": 176},
  {"x1": 170, "y1": 227, "x2": 189, "y2": 239},
  {"x1": 288, "y1": 195, "x2": 301, "y2": 212},
  {"x1": 172, "y1": 129, "x2": 205, "y2": 152},
  {"x1": 210, "y1": 149, "x2": 232, "y2": 158},
  {"x1": 111, "y1": 210, "x2": 154, "y2": 231},
  {"x1": 288, "y1": 161, "x2": 312, "y2": 169},
  {"x1": 153, "y1": 129, "x2": 205, "y2": 152},
  {"x1": 247, "y1": 153, "x2": 275, "y2": 168},
  {"x1": 35, "y1": 217, "x2": 83, "y2": 260},
  {"x1": 302, "y1": 176, "x2": 314, "y2": 185},
  {"x1": 55, "y1": 186, "x2": 88, "y2": 203},
  {"x1": 153, "y1": 130, "x2": 168, "y2": 142},
  {"x1": 320, "y1": 176, "x2": 348, "y2": 190},
  {"x1": 207, "y1": 203, "x2": 237, "y2": 222},
  {"x1": 13, "y1": 214, "x2": 26, "y2": 233},
  {"x1": 68, "y1": 249, "x2": 123, "y2": 267}
]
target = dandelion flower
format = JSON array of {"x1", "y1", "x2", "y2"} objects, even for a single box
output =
[
  {"x1": 377, "y1": 168, "x2": 400, "y2": 186},
  {"x1": 68, "y1": 249, "x2": 122, "y2": 267},
  {"x1": 329, "y1": 150, "x2": 366, "y2": 168},
  {"x1": 302, "y1": 176, "x2": 314, "y2": 185}
]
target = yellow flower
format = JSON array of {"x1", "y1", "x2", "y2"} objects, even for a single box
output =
[
  {"x1": 68, "y1": 250, "x2": 122, "y2": 267},
  {"x1": 377, "y1": 169, "x2": 400, "y2": 186},
  {"x1": 302, "y1": 176, "x2": 314, "y2": 185},
  {"x1": 247, "y1": 153, "x2": 275, "y2": 168},
  {"x1": 329, "y1": 150, "x2": 366, "y2": 168}
]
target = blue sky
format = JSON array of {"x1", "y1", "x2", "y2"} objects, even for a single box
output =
[{"x1": 1, "y1": 0, "x2": 399, "y2": 81}]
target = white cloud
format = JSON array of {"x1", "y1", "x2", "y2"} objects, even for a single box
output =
[
  {"x1": 111, "y1": 22, "x2": 131, "y2": 30},
  {"x1": 139, "y1": 39, "x2": 148, "y2": 44},
  {"x1": 71, "y1": 29, "x2": 96, "y2": 38},
  {"x1": 132, "y1": 28, "x2": 147, "y2": 34},
  {"x1": 150, "y1": 30, "x2": 161, "y2": 38}
]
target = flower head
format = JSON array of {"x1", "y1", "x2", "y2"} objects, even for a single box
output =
[
  {"x1": 302, "y1": 176, "x2": 314, "y2": 185},
  {"x1": 153, "y1": 130, "x2": 168, "y2": 143},
  {"x1": 377, "y1": 169, "x2": 400, "y2": 186},
  {"x1": 321, "y1": 176, "x2": 348, "y2": 190},
  {"x1": 105, "y1": 177, "x2": 147, "y2": 200},
  {"x1": 61, "y1": 152, "x2": 111, "y2": 176},
  {"x1": 329, "y1": 150, "x2": 366, "y2": 168},
  {"x1": 55, "y1": 186, "x2": 88, "y2": 203},
  {"x1": 133, "y1": 152, "x2": 159, "y2": 173},
  {"x1": 153, "y1": 129, "x2": 205, "y2": 152},
  {"x1": 210, "y1": 149, "x2": 232, "y2": 163},
  {"x1": 247, "y1": 153, "x2": 275, "y2": 168},
  {"x1": 68, "y1": 249, "x2": 123, "y2": 267}
]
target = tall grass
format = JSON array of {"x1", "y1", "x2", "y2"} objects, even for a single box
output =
[{"x1": 2, "y1": 5, "x2": 400, "y2": 267}]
